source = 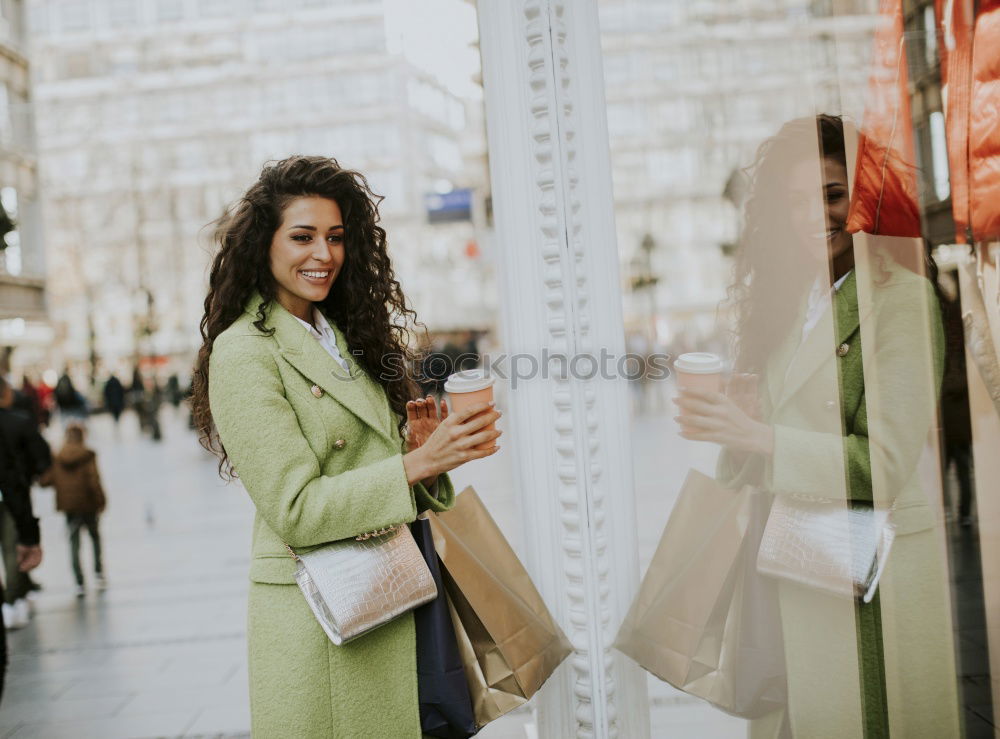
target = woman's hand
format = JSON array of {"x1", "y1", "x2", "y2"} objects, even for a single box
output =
[
  {"x1": 16, "y1": 544, "x2": 42, "y2": 572},
  {"x1": 405, "y1": 395, "x2": 448, "y2": 451},
  {"x1": 674, "y1": 388, "x2": 774, "y2": 455},
  {"x1": 402, "y1": 401, "x2": 502, "y2": 485},
  {"x1": 405, "y1": 395, "x2": 448, "y2": 488}
]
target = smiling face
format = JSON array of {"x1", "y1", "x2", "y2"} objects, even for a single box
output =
[
  {"x1": 786, "y1": 155, "x2": 854, "y2": 272},
  {"x1": 268, "y1": 196, "x2": 345, "y2": 321}
]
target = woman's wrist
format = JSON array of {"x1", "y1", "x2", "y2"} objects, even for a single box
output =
[
  {"x1": 403, "y1": 448, "x2": 435, "y2": 486},
  {"x1": 754, "y1": 423, "x2": 775, "y2": 456}
]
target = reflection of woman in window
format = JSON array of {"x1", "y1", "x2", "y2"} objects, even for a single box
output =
[
  {"x1": 189, "y1": 156, "x2": 501, "y2": 737},
  {"x1": 678, "y1": 116, "x2": 961, "y2": 738}
]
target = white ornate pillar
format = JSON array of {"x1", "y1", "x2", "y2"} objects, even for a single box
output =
[{"x1": 477, "y1": 2, "x2": 650, "y2": 737}]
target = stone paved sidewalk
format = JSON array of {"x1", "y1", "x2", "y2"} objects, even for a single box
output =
[{"x1": 0, "y1": 397, "x2": 741, "y2": 738}]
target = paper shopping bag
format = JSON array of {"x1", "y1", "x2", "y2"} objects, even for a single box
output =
[
  {"x1": 614, "y1": 470, "x2": 785, "y2": 718},
  {"x1": 425, "y1": 487, "x2": 572, "y2": 727}
]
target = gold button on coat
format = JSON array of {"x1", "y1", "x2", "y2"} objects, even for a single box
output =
[
  {"x1": 837, "y1": 343, "x2": 850, "y2": 357},
  {"x1": 333, "y1": 438, "x2": 346, "y2": 450},
  {"x1": 311, "y1": 384, "x2": 323, "y2": 398}
]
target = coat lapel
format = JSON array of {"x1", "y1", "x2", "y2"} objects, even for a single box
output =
[
  {"x1": 245, "y1": 293, "x2": 397, "y2": 445},
  {"x1": 833, "y1": 270, "x2": 862, "y2": 348},
  {"x1": 327, "y1": 316, "x2": 400, "y2": 440},
  {"x1": 764, "y1": 287, "x2": 811, "y2": 415},
  {"x1": 771, "y1": 270, "x2": 863, "y2": 414}
]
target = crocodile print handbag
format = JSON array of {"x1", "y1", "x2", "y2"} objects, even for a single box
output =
[
  {"x1": 285, "y1": 524, "x2": 438, "y2": 645},
  {"x1": 756, "y1": 495, "x2": 896, "y2": 604}
]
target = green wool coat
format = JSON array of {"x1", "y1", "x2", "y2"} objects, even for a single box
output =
[
  {"x1": 208, "y1": 291, "x2": 456, "y2": 738},
  {"x1": 720, "y1": 258, "x2": 961, "y2": 739}
]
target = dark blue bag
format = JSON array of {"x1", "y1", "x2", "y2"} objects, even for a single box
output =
[{"x1": 412, "y1": 517, "x2": 479, "y2": 738}]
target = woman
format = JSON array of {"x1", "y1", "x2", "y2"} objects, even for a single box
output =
[
  {"x1": 677, "y1": 117, "x2": 961, "y2": 737},
  {"x1": 190, "y1": 156, "x2": 502, "y2": 737}
]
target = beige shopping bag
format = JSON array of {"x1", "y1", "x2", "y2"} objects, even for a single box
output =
[
  {"x1": 613, "y1": 470, "x2": 785, "y2": 718},
  {"x1": 425, "y1": 487, "x2": 572, "y2": 728},
  {"x1": 958, "y1": 257, "x2": 1000, "y2": 418}
]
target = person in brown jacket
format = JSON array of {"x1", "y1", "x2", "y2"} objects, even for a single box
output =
[{"x1": 39, "y1": 424, "x2": 106, "y2": 595}]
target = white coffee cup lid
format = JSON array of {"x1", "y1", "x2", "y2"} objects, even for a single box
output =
[
  {"x1": 673, "y1": 352, "x2": 724, "y2": 374},
  {"x1": 444, "y1": 369, "x2": 495, "y2": 394}
]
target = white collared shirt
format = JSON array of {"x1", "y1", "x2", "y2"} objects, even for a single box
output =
[
  {"x1": 292, "y1": 307, "x2": 351, "y2": 373},
  {"x1": 800, "y1": 269, "x2": 852, "y2": 343},
  {"x1": 783, "y1": 270, "x2": 853, "y2": 386}
]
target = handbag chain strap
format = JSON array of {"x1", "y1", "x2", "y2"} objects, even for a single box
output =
[
  {"x1": 355, "y1": 523, "x2": 404, "y2": 541},
  {"x1": 282, "y1": 523, "x2": 406, "y2": 560},
  {"x1": 782, "y1": 490, "x2": 899, "y2": 514}
]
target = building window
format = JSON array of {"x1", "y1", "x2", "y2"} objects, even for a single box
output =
[
  {"x1": 607, "y1": 102, "x2": 646, "y2": 138},
  {"x1": 916, "y1": 111, "x2": 951, "y2": 205},
  {"x1": 108, "y1": 0, "x2": 138, "y2": 27},
  {"x1": 905, "y1": 2, "x2": 937, "y2": 80},
  {"x1": 1, "y1": 186, "x2": 20, "y2": 276},
  {"x1": 923, "y1": 5, "x2": 937, "y2": 68},
  {"x1": 0, "y1": 83, "x2": 11, "y2": 145},
  {"x1": 26, "y1": 1, "x2": 48, "y2": 35},
  {"x1": 929, "y1": 110, "x2": 950, "y2": 201},
  {"x1": 199, "y1": 0, "x2": 234, "y2": 18},
  {"x1": 62, "y1": 52, "x2": 93, "y2": 79},
  {"x1": 58, "y1": 0, "x2": 91, "y2": 32},
  {"x1": 155, "y1": 0, "x2": 184, "y2": 23},
  {"x1": 0, "y1": 0, "x2": 25, "y2": 39},
  {"x1": 428, "y1": 134, "x2": 461, "y2": 171}
]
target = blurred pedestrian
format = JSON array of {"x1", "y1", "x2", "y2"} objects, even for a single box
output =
[
  {"x1": 129, "y1": 365, "x2": 143, "y2": 406},
  {"x1": 418, "y1": 337, "x2": 449, "y2": 397},
  {"x1": 457, "y1": 330, "x2": 480, "y2": 370},
  {"x1": 9, "y1": 381, "x2": 46, "y2": 596},
  {"x1": 102, "y1": 374, "x2": 126, "y2": 425},
  {"x1": 140, "y1": 376, "x2": 163, "y2": 441},
  {"x1": 39, "y1": 424, "x2": 107, "y2": 596},
  {"x1": 939, "y1": 280, "x2": 975, "y2": 525},
  {"x1": 54, "y1": 369, "x2": 86, "y2": 422},
  {"x1": 0, "y1": 376, "x2": 49, "y2": 632},
  {"x1": 34, "y1": 377, "x2": 53, "y2": 428},
  {"x1": 165, "y1": 373, "x2": 183, "y2": 408},
  {"x1": 0, "y1": 378, "x2": 43, "y2": 706},
  {"x1": 17, "y1": 376, "x2": 43, "y2": 428}
]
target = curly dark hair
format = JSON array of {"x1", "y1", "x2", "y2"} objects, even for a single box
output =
[
  {"x1": 727, "y1": 114, "x2": 934, "y2": 374},
  {"x1": 727, "y1": 115, "x2": 851, "y2": 374},
  {"x1": 190, "y1": 155, "x2": 423, "y2": 477}
]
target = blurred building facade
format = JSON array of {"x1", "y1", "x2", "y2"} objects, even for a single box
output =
[
  {"x1": 599, "y1": 0, "x2": 880, "y2": 350},
  {"x1": 0, "y1": 0, "x2": 48, "y2": 377},
  {"x1": 26, "y1": 0, "x2": 492, "y2": 382}
]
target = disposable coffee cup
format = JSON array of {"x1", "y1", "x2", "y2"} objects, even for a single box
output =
[
  {"x1": 444, "y1": 369, "x2": 497, "y2": 451},
  {"x1": 673, "y1": 352, "x2": 724, "y2": 432}
]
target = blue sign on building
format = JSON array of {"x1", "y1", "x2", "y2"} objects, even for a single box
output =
[{"x1": 424, "y1": 189, "x2": 473, "y2": 223}]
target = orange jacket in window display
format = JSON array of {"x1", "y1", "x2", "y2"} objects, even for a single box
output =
[{"x1": 938, "y1": 0, "x2": 1000, "y2": 243}]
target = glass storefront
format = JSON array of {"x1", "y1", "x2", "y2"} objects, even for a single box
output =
[
  {"x1": 473, "y1": 0, "x2": 998, "y2": 736},
  {"x1": 597, "y1": 0, "x2": 997, "y2": 736}
]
